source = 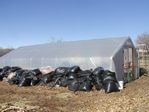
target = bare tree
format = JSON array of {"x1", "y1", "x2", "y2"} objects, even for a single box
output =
[
  {"x1": 136, "y1": 33, "x2": 149, "y2": 44},
  {"x1": 136, "y1": 33, "x2": 149, "y2": 50}
]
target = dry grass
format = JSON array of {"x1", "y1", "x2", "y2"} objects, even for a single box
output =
[{"x1": 0, "y1": 76, "x2": 149, "y2": 112}]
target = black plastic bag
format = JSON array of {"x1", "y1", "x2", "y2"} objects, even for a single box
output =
[
  {"x1": 0, "y1": 66, "x2": 11, "y2": 79},
  {"x1": 95, "y1": 83, "x2": 103, "y2": 90},
  {"x1": 94, "y1": 78, "x2": 103, "y2": 90},
  {"x1": 8, "y1": 76, "x2": 19, "y2": 85},
  {"x1": 77, "y1": 70, "x2": 93, "y2": 83},
  {"x1": 39, "y1": 73, "x2": 53, "y2": 85},
  {"x1": 0, "y1": 68, "x2": 3, "y2": 73},
  {"x1": 79, "y1": 81, "x2": 93, "y2": 91},
  {"x1": 54, "y1": 67, "x2": 70, "y2": 76},
  {"x1": 103, "y1": 75, "x2": 117, "y2": 82},
  {"x1": 91, "y1": 72, "x2": 103, "y2": 90},
  {"x1": 32, "y1": 69, "x2": 42, "y2": 76},
  {"x1": 68, "y1": 80, "x2": 79, "y2": 92},
  {"x1": 9, "y1": 67, "x2": 21, "y2": 72},
  {"x1": 70, "y1": 66, "x2": 81, "y2": 73},
  {"x1": 67, "y1": 73, "x2": 78, "y2": 80},
  {"x1": 12, "y1": 70, "x2": 26, "y2": 84},
  {"x1": 103, "y1": 80, "x2": 119, "y2": 93},
  {"x1": 57, "y1": 77, "x2": 68, "y2": 87},
  {"x1": 2, "y1": 66, "x2": 11, "y2": 73},
  {"x1": 30, "y1": 76, "x2": 40, "y2": 86},
  {"x1": 139, "y1": 67, "x2": 148, "y2": 76},
  {"x1": 93, "y1": 67, "x2": 104, "y2": 76},
  {"x1": 102, "y1": 70, "x2": 117, "y2": 82},
  {"x1": 18, "y1": 77, "x2": 32, "y2": 87},
  {"x1": 0, "y1": 75, "x2": 4, "y2": 81}
]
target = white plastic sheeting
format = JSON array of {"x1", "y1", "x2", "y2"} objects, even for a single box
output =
[{"x1": 0, "y1": 37, "x2": 138, "y2": 81}]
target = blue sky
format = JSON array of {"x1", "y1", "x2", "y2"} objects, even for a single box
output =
[{"x1": 0, "y1": 0, "x2": 149, "y2": 48}]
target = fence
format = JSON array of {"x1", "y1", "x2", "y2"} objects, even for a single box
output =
[{"x1": 137, "y1": 44, "x2": 149, "y2": 74}]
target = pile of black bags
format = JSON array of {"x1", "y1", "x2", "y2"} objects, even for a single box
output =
[{"x1": 0, "y1": 66, "x2": 120, "y2": 93}]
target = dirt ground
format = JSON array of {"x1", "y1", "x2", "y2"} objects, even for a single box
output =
[{"x1": 0, "y1": 76, "x2": 149, "y2": 112}]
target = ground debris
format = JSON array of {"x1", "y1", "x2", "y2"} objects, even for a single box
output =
[{"x1": 0, "y1": 76, "x2": 149, "y2": 112}]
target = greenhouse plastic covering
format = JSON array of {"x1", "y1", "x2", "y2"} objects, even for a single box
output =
[{"x1": 0, "y1": 37, "x2": 137, "y2": 81}]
